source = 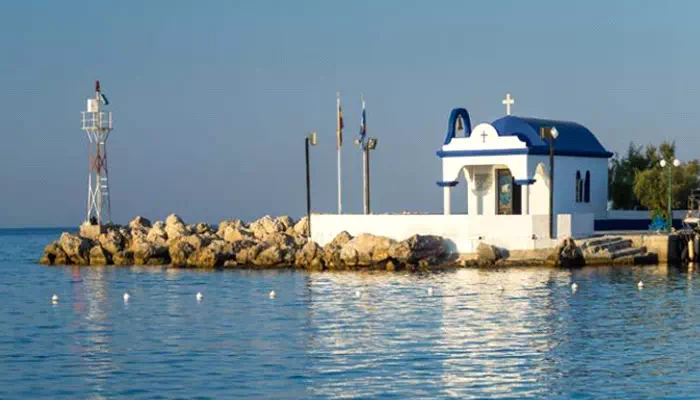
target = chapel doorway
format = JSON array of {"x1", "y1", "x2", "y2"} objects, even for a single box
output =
[{"x1": 496, "y1": 169, "x2": 521, "y2": 215}]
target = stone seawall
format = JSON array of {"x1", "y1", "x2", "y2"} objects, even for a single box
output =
[
  {"x1": 39, "y1": 214, "x2": 452, "y2": 270},
  {"x1": 39, "y1": 214, "x2": 664, "y2": 270}
]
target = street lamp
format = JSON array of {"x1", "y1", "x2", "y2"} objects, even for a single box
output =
[
  {"x1": 540, "y1": 126, "x2": 559, "y2": 239},
  {"x1": 659, "y1": 158, "x2": 681, "y2": 232},
  {"x1": 305, "y1": 131, "x2": 317, "y2": 237},
  {"x1": 355, "y1": 136, "x2": 378, "y2": 214}
]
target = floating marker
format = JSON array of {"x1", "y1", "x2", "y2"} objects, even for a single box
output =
[
  {"x1": 427, "y1": 287, "x2": 433, "y2": 296},
  {"x1": 498, "y1": 285, "x2": 504, "y2": 292},
  {"x1": 638, "y1": 281, "x2": 644, "y2": 289},
  {"x1": 355, "y1": 290, "x2": 361, "y2": 298},
  {"x1": 571, "y1": 283, "x2": 578, "y2": 292},
  {"x1": 196, "y1": 292, "x2": 203, "y2": 301},
  {"x1": 51, "y1": 294, "x2": 59, "y2": 304},
  {"x1": 269, "y1": 290, "x2": 276, "y2": 299},
  {"x1": 123, "y1": 293, "x2": 130, "y2": 303}
]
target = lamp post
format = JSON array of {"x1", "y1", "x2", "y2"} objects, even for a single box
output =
[
  {"x1": 305, "y1": 132, "x2": 317, "y2": 237},
  {"x1": 659, "y1": 158, "x2": 681, "y2": 232},
  {"x1": 355, "y1": 136, "x2": 378, "y2": 214},
  {"x1": 540, "y1": 126, "x2": 559, "y2": 239}
]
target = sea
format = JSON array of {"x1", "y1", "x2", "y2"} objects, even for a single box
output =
[{"x1": 1, "y1": 228, "x2": 699, "y2": 399}]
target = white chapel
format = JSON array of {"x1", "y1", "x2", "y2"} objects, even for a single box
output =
[{"x1": 437, "y1": 94, "x2": 612, "y2": 221}]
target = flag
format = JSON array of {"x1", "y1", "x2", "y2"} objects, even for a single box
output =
[
  {"x1": 336, "y1": 94, "x2": 344, "y2": 149},
  {"x1": 100, "y1": 93, "x2": 109, "y2": 106},
  {"x1": 359, "y1": 97, "x2": 366, "y2": 142}
]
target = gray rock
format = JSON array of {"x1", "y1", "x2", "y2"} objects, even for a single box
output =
[
  {"x1": 339, "y1": 234, "x2": 396, "y2": 266},
  {"x1": 147, "y1": 224, "x2": 168, "y2": 246},
  {"x1": 477, "y1": 243, "x2": 501, "y2": 264},
  {"x1": 169, "y1": 240, "x2": 195, "y2": 267},
  {"x1": 249, "y1": 215, "x2": 285, "y2": 239},
  {"x1": 254, "y1": 245, "x2": 284, "y2": 266},
  {"x1": 293, "y1": 217, "x2": 309, "y2": 238},
  {"x1": 128, "y1": 216, "x2": 152, "y2": 230},
  {"x1": 222, "y1": 226, "x2": 254, "y2": 243},
  {"x1": 59, "y1": 233, "x2": 92, "y2": 265},
  {"x1": 89, "y1": 245, "x2": 110, "y2": 265},
  {"x1": 549, "y1": 237, "x2": 585, "y2": 267},
  {"x1": 113, "y1": 250, "x2": 135, "y2": 266},
  {"x1": 40, "y1": 242, "x2": 60, "y2": 265},
  {"x1": 217, "y1": 219, "x2": 246, "y2": 237},
  {"x1": 187, "y1": 240, "x2": 233, "y2": 268},
  {"x1": 97, "y1": 230, "x2": 126, "y2": 255},
  {"x1": 388, "y1": 234, "x2": 447, "y2": 264},
  {"x1": 295, "y1": 241, "x2": 323, "y2": 268}
]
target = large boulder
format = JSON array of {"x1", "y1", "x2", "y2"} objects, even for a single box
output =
[
  {"x1": 232, "y1": 241, "x2": 264, "y2": 265},
  {"x1": 89, "y1": 245, "x2": 111, "y2": 266},
  {"x1": 476, "y1": 243, "x2": 502, "y2": 264},
  {"x1": 275, "y1": 216, "x2": 295, "y2": 232},
  {"x1": 187, "y1": 240, "x2": 233, "y2": 268},
  {"x1": 132, "y1": 240, "x2": 170, "y2": 265},
  {"x1": 293, "y1": 217, "x2": 309, "y2": 238},
  {"x1": 295, "y1": 241, "x2": 324, "y2": 269},
  {"x1": 165, "y1": 214, "x2": 188, "y2": 242},
  {"x1": 339, "y1": 234, "x2": 396, "y2": 266},
  {"x1": 222, "y1": 226, "x2": 254, "y2": 243},
  {"x1": 169, "y1": 240, "x2": 195, "y2": 267},
  {"x1": 97, "y1": 230, "x2": 126, "y2": 255},
  {"x1": 112, "y1": 250, "x2": 135, "y2": 266},
  {"x1": 39, "y1": 242, "x2": 61, "y2": 265},
  {"x1": 253, "y1": 245, "x2": 284, "y2": 266},
  {"x1": 59, "y1": 233, "x2": 92, "y2": 265},
  {"x1": 193, "y1": 223, "x2": 214, "y2": 236},
  {"x1": 322, "y1": 231, "x2": 353, "y2": 268},
  {"x1": 147, "y1": 222, "x2": 168, "y2": 246},
  {"x1": 249, "y1": 215, "x2": 285, "y2": 240},
  {"x1": 217, "y1": 219, "x2": 246, "y2": 237},
  {"x1": 548, "y1": 237, "x2": 585, "y2": 267},
  {"x1": 388, "y1": 235, "x2": 448, "y2": 264},
  {"x1": 128, "y1": 216, "x2": 152, "y2": 230}
]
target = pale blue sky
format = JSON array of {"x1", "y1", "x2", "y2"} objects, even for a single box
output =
[{"x1": 1, "y1": 1, "x2": 699, "y2": 227}]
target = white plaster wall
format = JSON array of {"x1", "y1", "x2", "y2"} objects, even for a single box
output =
[
  {"x1": 524, "y1": 155, "x2": 608, "y2": 219},
  {"x1": 310, "y1": 214, "x2": 555, "y2": 254},
  {"x1": 557, "y1": 213, "x2": 595, "y2": 239},
  {"x1": 442, "y1": 154, "x2": 529, "y2": 183},
  {"x1": 551, "y1": 156, "x2": 608, "y2": 219}
]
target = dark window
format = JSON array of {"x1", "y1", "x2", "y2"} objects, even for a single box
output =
[
  {"x1": 584, "y1": 171, "x2": 591, "y2": 203},
  {"x1": 575, "y1": 171, "x2": 582, "y2": 202}
]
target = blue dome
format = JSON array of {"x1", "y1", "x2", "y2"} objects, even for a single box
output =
[{"x1": 491, "y1": 116, "x2": 612, "y2": 158}]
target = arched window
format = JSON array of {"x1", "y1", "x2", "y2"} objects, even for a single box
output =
[
  {"x1": 584, "y1": 171, "x2": 591, "y2": 203},
  {"x1": 575, "y1": 171, "x2": 582, "y2": 202}
]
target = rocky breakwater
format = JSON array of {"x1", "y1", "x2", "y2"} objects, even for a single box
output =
[{"x1": 39, "y1": 214, "x2": 450, "y2": 270}]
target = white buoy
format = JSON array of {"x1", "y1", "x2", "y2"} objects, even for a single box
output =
[
  {"x1": 498, "y1": 285, "x2": 504, "y2": 292},
  {"x1": 51, "y1": 294, "x2": 59, "y2": 304},
  {"x1": 571, "y1": 283, "x2": 578, "y2": 292},
  {"x1": 638, "y1": 281, "x2": 644, "y2": 289},
  {"x1": 269, "y1": 290, "x2": 276, "y2": 299},
  {"x1": 196, "y1": 292, "x2": 203, "y2": 301},
  {"x1": 355, "y1": 290, "x2": 361, "y2": 298},
  {"x1": 123, "y1": 293, "x2": 130, "y2": 303},
  {"x1": 427, "y1": 287, "x2": 433, "y2": 296}
]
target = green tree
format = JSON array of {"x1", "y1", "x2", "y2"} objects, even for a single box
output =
[
  {"x1": 632, "y1": 142, "x2": 700, "y2": 218},
  {"x1": 608, "y1": 142, "x2": 652, "y2": 209}
]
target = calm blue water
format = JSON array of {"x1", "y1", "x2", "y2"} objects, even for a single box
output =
[{"x1": 1, "y1": 228, "x2": 700, "y2": 399}]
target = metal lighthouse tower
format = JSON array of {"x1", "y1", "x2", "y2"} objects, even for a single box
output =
[{"x1": 81, "y1": 80, "x2": 113, "y2": 226}]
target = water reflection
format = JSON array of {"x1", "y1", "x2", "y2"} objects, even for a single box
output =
[{"x1": 72, "y1": 267, "x2": 115, "y2": 397}]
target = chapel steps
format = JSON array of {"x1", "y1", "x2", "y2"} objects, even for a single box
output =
[{"x1": 579, "y1": 236, "x2": 652, "y2": 261}]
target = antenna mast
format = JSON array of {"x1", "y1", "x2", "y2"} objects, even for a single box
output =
[{"x1": 81, "y1": 80, "x2": 113, "y2": 225}]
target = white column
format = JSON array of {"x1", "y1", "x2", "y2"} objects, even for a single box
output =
[{"x1": 443, "y1": 187, "x2": 451, "y2": 215}]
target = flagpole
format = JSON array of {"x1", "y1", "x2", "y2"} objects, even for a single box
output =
[{"x1": 337, "y1": 93, "x2": 343, "y2": 215}]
